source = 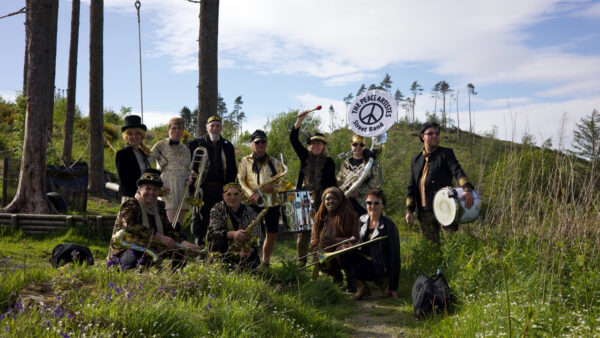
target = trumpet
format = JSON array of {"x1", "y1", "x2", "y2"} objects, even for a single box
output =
[
  {"x1": 113, "y1": 230, "x2": 159, "y2": 262},
  {"x1": 255, "y1": 153, "x2": 288, "y2": 208},
  {"x1": 172, "y1": 146, "x2": 208, "y2": 228}
]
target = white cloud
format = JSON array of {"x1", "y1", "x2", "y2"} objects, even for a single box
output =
[
  {"x1": 295, "y1": 93, "x2": 348, "y2": 132},
  {"x1": 0, "y1": 91, "x2": 17, "y2": 103}
]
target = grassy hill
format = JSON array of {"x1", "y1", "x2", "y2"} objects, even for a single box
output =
[{"x1": 1, "y1": 107, "x2": 599, "y2": 336}]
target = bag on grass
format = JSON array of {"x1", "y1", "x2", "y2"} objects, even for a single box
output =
[
  {"x1": 411, "y1": 272, "x2": 455, "y2": 319},
  {"x1": 49, "y1": 243, "x2": 94, "y2": 267}
]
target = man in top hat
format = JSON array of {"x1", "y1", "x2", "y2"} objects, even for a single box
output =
[
  {"x1": 187, "y1": 115, "x2": 237, "y2": 246},
  {"x1": 337, "y1": 134, "x2": 383, "y2": 216},
  {"x1": 237, "y1": 130, "x2": 284, "y2": 266},
  {"x1": 406, "y1": 122, "x2": 475, "y2": 244}
]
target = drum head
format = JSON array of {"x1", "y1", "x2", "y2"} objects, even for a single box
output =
[{"x1": 433, "y1": 188, "x2": 459, "y2": 227}]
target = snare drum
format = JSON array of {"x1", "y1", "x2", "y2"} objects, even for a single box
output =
[
  {"x1": 433, "y1": 187, "x2": 481, "y2": 227},
  {"x1": 279, "y1": 189, "x2": 315, "y2": 232}
]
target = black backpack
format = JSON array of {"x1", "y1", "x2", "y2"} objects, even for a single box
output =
[
  {"x1": 49, "y1": 243, "x2": 94, "y2": 267},
  {"x1": 411, "y1": 272, "x2": 455, "y2": 319}
]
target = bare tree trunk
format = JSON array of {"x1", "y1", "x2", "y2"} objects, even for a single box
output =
[
  {"x1": 88, "y1": 0, "x2": 104, "y2": 194},
  {"x1": 22, "y1": 0, "x2": 30, "y2": 96},
  {"x1": 62, "y1": 0, "x2": 80, "y2": 165},
  {"x1": 456, "y1": 90, "x2": 460, "y2": 141},
  {"x1": 196, "y1": 0, "x2": 219, "y2": 136},
  {"x1": 468, "y1": 93, "x2": 473, "y2": 147},
  {"x1": 5, "y1": 0, "x2": 59, "y2": 214}
]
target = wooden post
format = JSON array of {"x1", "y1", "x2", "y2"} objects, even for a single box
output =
[
  {"x1": 11, "y1": 214, "x2": 19, "y2": 230},
  {"x1": 66, "y1": 215, "x2": 73, "y2": 228},
  {"x1": 95, "y1": 215, "x2": 103, "y2": 240},
  {"x1": 2, "y1": 157, "x2": 8, "y2": 207}
]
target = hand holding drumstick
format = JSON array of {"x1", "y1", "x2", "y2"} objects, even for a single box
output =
[{"x1": 295, "y1": 105, "x2": 321, "y2": 128}]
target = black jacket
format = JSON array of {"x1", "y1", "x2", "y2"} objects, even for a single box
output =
[
  {"x1": 290, "y1": 127, "x2": 337, "y2": 192},
  {"x1": 358, "y1": 214, "x2": 401, "y2": 292},
  {"x1": 116, "y1": 146, "x2": 149, "y2": 197},
  {"x1": 406, "y1": 146, "x2": 473, "y2": 213},
  {"x1": 187, "y1": 135, "x2": 237, "y2": 185}
]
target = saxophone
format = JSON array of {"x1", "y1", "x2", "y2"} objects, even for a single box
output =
[
  {"x1": 255, "y1": 153, "x2": 288, "y2": 207},
  {"x1": 228, "y1": 207, "x2": 269, "y2": 254}
]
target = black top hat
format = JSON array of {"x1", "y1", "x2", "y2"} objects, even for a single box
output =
[
  {"x1": 250, "y1": 130, "x2": 267, "y2": 143},
  {"x1": 307, "y1": 133, "x2": 327, "y2": 145},
  {"x1": 122, "y1": 115, "x2": 147, "y2": 132},
  {"x1": 136, "y1": 168, "x2": 163, "y2": 187}
]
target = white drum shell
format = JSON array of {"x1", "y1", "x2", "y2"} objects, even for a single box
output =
[
  {"x1": 433, "y1": 187, "x2": 481, "y2": 227},
  {"x1": 279, "y1": 189, "x2": 315, "y2": 232}
]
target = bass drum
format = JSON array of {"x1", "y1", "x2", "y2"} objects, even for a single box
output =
[
  {"x1": 279, "y1": 189, "x2": 315, "y2": 232},
  {"x1": 433, "y1": 187, "x2": 481, "y2": 227}
]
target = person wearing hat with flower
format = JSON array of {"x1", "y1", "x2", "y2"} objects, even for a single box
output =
[
  {"x1": 116, "y1": 115, "x2": 152, "y2": 203},
  {"x1": 149, "y1": 117, "x2": 191, "y2": 226},
  {"x1": 406, "y1": 122, "x2": 475, "y2": 244},
  {"x1": 206, "y1": 182, "x2": 261, "y2": 269},
  {"x1": 237, "y1": 130, "x2": 284, "y2": 267},
  {"x1": 108, "y1": 168, "x2": 200, "y2": 270},
  {"x1": 337, "y1": 134, "x2": 383, "y2": 216},
  {"x1": 291, "y1": 109, "x2": 337, "y2": 267},
  {"x1": 186, "y1": 115, "x2": 237, "y2": 246}
]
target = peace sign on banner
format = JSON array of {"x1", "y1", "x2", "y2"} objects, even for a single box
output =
[{"x1": 347, "y1": 89, "x2": 398, "y2": 137}]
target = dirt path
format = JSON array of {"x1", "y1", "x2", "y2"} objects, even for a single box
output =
[{"x1": 346, "y1": 294, "x2": 420, "y2": 337}]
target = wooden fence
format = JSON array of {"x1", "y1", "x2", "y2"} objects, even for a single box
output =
[{"x1": 0, "y1": 213, "x2": 117, "y2": 238}]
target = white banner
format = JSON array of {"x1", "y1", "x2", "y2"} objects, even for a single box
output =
[{"x1": 347, "y1": 89, "x2": 397, "y2": 137}]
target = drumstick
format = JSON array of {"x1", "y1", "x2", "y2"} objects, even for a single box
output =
[{"x1": 297, "y1": 105, "x2": 322, "y2": 117}]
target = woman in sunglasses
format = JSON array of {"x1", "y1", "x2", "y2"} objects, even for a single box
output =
[
  {"x1": 340, "y1": 188, "x2": 400, "y2": 300},
  {"x1": 337, "y1": 134, "x2": 383, "y2": 216}
]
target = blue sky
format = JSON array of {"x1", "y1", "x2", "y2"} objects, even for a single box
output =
[{"x1": 1, "y1": 0, "x2": 600, "y2": 149}]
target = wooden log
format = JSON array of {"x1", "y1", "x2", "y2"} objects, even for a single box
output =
[
  {"x1": 21, "y1": 225, "x2": 68, "y2": 231},
  {"x1": 66, "y1": 215, "x2": 73, "y2": 228},
  {"x1": 19, "y1": 220, "x2": 67, "y2": 226}
]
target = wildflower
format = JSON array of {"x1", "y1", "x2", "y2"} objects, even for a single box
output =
[
  {"x1": 45, "y1": 321, "x2": 50, "y2": 327},
  {"x1": 67, "y1": 313, "x2": 72, "y2": 320},
  {"x1": 60, "y1": 332, "x2": 70, "y2": 338},
  {"x1": 4, "y1": 326, "x2": 8, "y2": 332},
  {"x1": 0, "y1": 314, "x2": 4, "y2": 321},
  {"x1": 137, "y1": 257, "x2": 145, "y2": 265},
  {"x1": 137, "y1": 283, "x2": 143, "y2": 290},
  {"x1": 169, "y1": 289, "x2": 176, "y2": 296},
  {"x1": 115, "y1": 287, "x2": 121, "y2": 294},
  {"x1": 126, "y1": 292, "x2": 132, "y2": 299},
  {"x1": 78, "y1": 298, "x2": 82, "y2": 304},
  {"x1": 57, "y1": 296, "x2": 61, "y2": 301},
  {"x1": 208, "y1": 293, "x2": 215, "y2": 299},
  {"x1": 105, "y1": 294, "x2": 112, "y2": 302},
  {"x1": 206, "y1": 302, "x2": 213, "y2": 310},
  {"x1": 108, "y1": 281, "x2": 115, "y2": 289},
  {"x1": 71, "y1": 250, "x2": 79, "y2": 256}
]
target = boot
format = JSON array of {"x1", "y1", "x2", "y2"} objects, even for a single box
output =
[
  {"x1": 376, "y1": 277, "x2": 390, "y2": 297},
  {"x1": 352, "y1": 280, "x2": 371, "y2": 300},
  {"x1": 345, "y1": 277, "x2": 356, "y2": 293}
]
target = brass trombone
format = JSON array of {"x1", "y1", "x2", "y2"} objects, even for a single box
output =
[
  {"x1": 172, "y1": 146, "x2": 207, "y2": 228},
  {"x1": 303, "y1": 236, "x2": 388, "y2": 268}
]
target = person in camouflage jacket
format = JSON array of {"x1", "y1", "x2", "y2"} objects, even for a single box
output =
[{"x1": 108, "y1": 168, "x2": 199, "y2": 270}]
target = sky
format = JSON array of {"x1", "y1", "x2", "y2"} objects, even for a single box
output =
[{"x1": 1, "y1": 0, "x2": 600, "y2": 150}]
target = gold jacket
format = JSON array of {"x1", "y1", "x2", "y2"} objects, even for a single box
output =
[{"x1": 238, "y1": 154, "x2": 284, "y2": 207}]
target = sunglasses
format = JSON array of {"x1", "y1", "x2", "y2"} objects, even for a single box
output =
[
  {"x1": 424, "y1": 131, "x2": 441, "y2": 136},
  {"x1": 224, "y1": 192, "x2": 241, "y2": 197},
  {"x1": 352, "y1": 143, "x2": 365, "y2": 147},
  {"x1": 365, "y1": 200, "x2": 381, "y2": 206},
  {"x1": 253, "y1": 140, "x2": 266, "y2": 144}
]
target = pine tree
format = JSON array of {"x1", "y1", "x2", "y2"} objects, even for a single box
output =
[
  {"x1": 573, "y1": 109, "x2": 600, "y2": 166},
  {"x1": 380, "y1": 73, "x2": 392, "y2": 92},
  {"x1": 409, "y1": 81, "x2": 423, "y2": 123},
  {"x1": 356, "y1": 84, "x2": 366, "y2": 96}
]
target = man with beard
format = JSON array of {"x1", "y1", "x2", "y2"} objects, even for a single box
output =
[
  {"x1": 290, "y1": 110, "x2": 337, "y2": 267},
  {"x1": 187, "y1": 115, "x2": 237, "y2": 246}
]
